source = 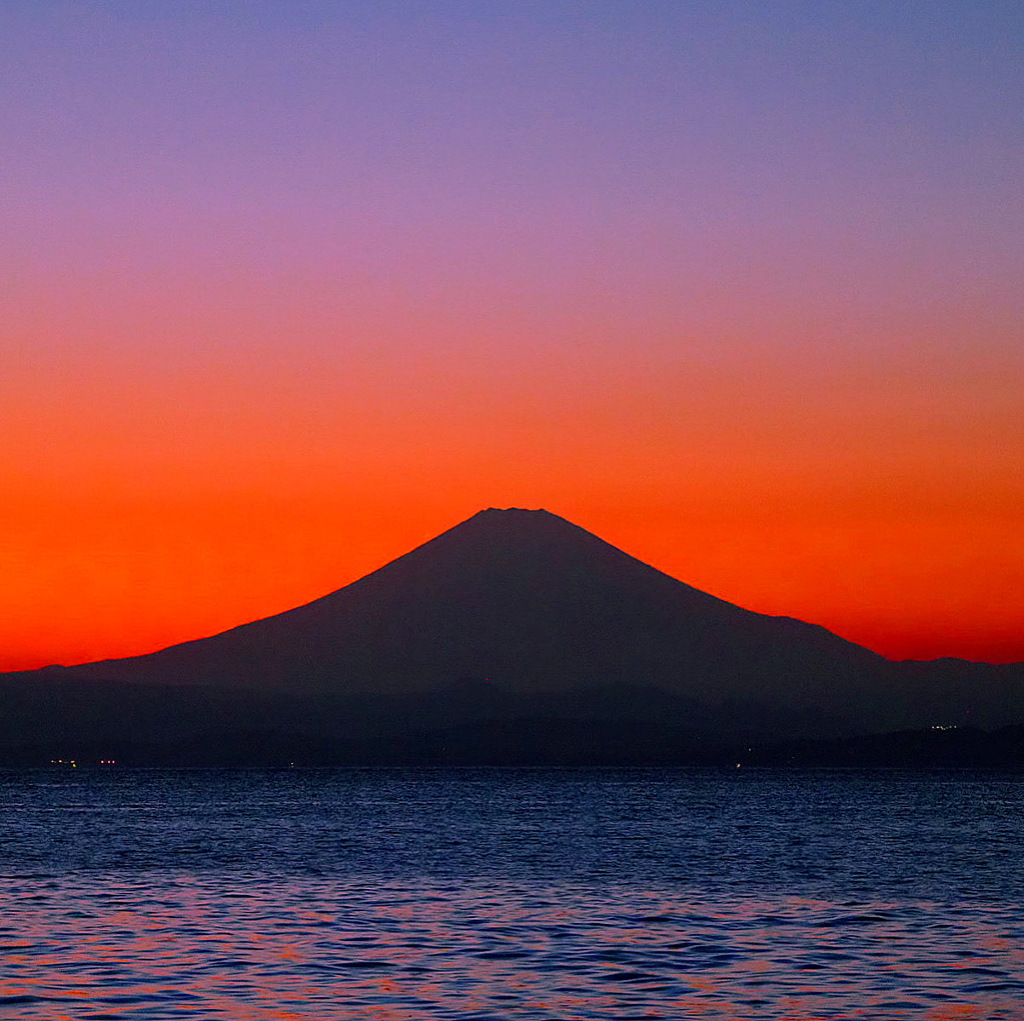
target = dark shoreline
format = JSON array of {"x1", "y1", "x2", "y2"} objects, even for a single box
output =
[{"x1": 6, "y1": 721, "x2": 1022, "y2": 770}]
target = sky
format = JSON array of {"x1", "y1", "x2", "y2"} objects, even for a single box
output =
[{"x1": 2, "y1": 0, "x2": 1022, "y2": 670}]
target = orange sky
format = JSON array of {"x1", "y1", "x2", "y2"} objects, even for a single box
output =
[
  {"x1": 3, "y1": 297, "x2": 1022, "y2": 670},
  {"x1": 2, "y1": 3, "x2": 1022, "y2": 670}
]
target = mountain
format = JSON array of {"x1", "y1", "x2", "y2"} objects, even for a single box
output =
[{"x1": 2, "y1": 508, "x2": 1022, "y2": 764}]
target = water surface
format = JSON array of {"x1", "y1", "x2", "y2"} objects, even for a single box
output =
[{"x1": 0, "y1": 768, "x2": 1021, "y2": 1019}]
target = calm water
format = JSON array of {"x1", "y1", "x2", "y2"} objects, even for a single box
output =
[{"x1": 1, "y1": 768, "x2": 1022, "y2": 1019}]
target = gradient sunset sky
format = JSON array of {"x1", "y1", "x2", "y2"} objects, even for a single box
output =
[{"x1": 3, "y1": 0, "x2": 1022, "y2": 670}]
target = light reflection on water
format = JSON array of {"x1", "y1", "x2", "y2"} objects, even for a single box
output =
[{"x1": 0, "y1": 768, "x2": 1022, "y2": 1019}]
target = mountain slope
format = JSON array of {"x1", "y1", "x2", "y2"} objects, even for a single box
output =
[
  {"x1": 8, "y1": 507, "x2": 1024, "y2": 750},
  {"x1": 66, "y1": 509, "x2": 882, "y2": 697}
]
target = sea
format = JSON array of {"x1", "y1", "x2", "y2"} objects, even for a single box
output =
[{"x1": 0, "y1": 767, "x2": 1021, "y2": 1020}]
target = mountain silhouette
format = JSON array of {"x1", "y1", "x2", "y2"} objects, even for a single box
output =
[{"x1": 3, "y1": 508, "x2": 1022, "y2": 764}]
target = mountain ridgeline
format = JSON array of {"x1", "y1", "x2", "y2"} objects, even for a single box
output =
[{"x1": 3, "y1": 508, "x2": 1022, "y2": 764}]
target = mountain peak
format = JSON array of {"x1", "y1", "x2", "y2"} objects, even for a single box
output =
[
  {"x1": 445, "y1": 507, "x2": 587, "y2": 544},
  {"x1": 481, "y1": 506, "x2": 545, "y2": 513},
  {"x1": 471, "y1": 506, "x2": 556, "y2": 521}
]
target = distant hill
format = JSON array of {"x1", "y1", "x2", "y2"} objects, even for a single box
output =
[{"x1": 2, "y1": 508, "x2": 1022, "y2": 764}]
